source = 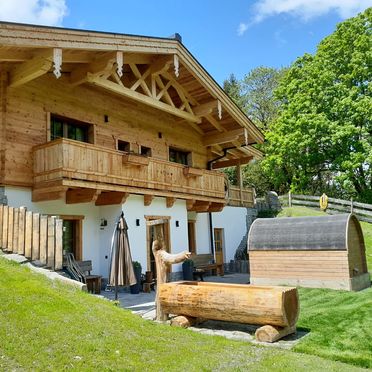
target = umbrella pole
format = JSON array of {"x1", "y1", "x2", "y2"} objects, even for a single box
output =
[{"x1": 115, "y1": 224, "x2": 120, "y2": 301}]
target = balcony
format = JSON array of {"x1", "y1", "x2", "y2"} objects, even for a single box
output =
[
  {"x1": 228, "y1": 186, "x2": 255, "y2": 208},
  {"x1": 32, "y1": 139, "x2": 227, "y2": 211}
]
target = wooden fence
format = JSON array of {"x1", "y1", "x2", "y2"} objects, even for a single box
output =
[
  {"x1": 0, "y1": 204, "x2": 63, "y2": 270},
  {"x1": 279, "y1": 193, "x2": 372, "y2": 223}
]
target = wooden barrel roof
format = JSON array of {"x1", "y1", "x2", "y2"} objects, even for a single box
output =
[{"x1": 248, "y1": 214, "x2": 360, "y2": 251}]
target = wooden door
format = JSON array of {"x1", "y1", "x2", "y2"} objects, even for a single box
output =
[
  {"x1": 214, "y1": 228, "x2": 224, "y2": 273},
  {"x1": 146, "y1": 217, "x2": 171, "y2": 277}
]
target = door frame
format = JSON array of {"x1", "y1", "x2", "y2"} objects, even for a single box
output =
[{"x1": 145, "y1": 215, "x2": 171, "y2": 273}]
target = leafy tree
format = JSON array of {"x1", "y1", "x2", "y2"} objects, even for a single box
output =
[
  {"x1": 264, "y1": 8, "x2": 372, "y2": 202},
  {"x1": 241, "y1": 66, "x2": 284, "y2": 131}
]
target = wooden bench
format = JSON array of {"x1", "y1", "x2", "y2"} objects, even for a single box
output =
[
  {"x1": 64, "y1": 253, "x2": 102, "y2": 294},
  {"x1": 77, "y1": 260, "x2": 102, "y2": 294},
  {"x1": 191, "y1": 254, "x2": 223, "y2": 281}
]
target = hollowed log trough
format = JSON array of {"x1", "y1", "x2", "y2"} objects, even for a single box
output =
[{"x1": 159, "y1": 281, "x2": 299, "y2": 343}]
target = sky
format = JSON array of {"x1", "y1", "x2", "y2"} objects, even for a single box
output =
[{"x1": 0, "y1": 0, "x2": 370, "y2": 85}]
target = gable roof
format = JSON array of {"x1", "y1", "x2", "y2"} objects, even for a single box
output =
[{"x1": 0, "y1": 21, "x2": 264, "y2": 163}]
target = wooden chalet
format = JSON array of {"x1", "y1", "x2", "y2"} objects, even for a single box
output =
[{"x1": 0, "y1": 22, "x2": 264, "y2": 279}]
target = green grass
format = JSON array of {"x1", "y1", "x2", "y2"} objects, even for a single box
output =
[
  {"x1": 276, "y1": 206, "x2": 372, "y2": 368},
  {"x1": 0, "y1": 258, "x2": 365, "y2": 371}
]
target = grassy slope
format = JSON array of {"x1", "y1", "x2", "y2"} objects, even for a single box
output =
[
  {"x1": 0, "y1": 258, "x2": 364, "y2": 372},
  {"x1": 277, "y1": 207, "x2": 372, "y2": 368}
]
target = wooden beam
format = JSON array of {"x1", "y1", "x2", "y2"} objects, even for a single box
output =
[
  {"x1": 186, "y1": 199, "x2": 196, "y2": 210},
  {"x1": 193, "y1": 100, "x2": 218, "y2": 117},
  {"x1": 166, "y1": 197, "x2": 176, "y2": 208},
  {"x1": 189, "y1": 201, "x2": 211, "y2": 212},
  {"x1": 9, "y1": 49, "x2": 55, "y2": 88},
  {"x1": 95, "y1": 191, "x2": 129, "y2": 206},
  {"x1": 208, "y1": 202, "x2": 225, "y2": 213},
  {"x1": 205, "y1": 114, "x2": 225, "y2": 132},
  {"x1": 144, "y1": 194, "x2": 154, "y2": 206},
  {"x1": 70, "y1": 52, "x2": 116, "y2": 85},
  {"x1": 87, "y1": 75, "x2": 202, "y2": 123},
  {"x1": 66, "y1": 188, "x2": 101, "y2": 204},
  {"x1": 203, "y1": 128, "x2": 244, "y2": 147},
  {"x1": 212, "y1": 156, "x2": 253, "y2": 169},
  {"x1": 32, "y1": 190, "x2": 66, "y2": 202}
]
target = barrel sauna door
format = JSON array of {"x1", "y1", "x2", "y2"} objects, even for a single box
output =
[{"x1": 214, "y1": 228, "x2": 224, "y2": 273}]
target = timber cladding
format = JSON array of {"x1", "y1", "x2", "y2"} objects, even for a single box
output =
[
  {"x1": 248, "y1": 214, "x2": 370, "y2": 291},
  {"x1": 3, "y1": 75, "x2": 207, "y2": 187}
]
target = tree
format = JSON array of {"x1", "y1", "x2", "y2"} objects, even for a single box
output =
[
  {"x1": 241, "y1": 66, "x2": 284, "y2": 131},
  {"x1": 223, "y1": 74, "x2": 245, "y2": 108},
  {"x1": 264, "y1": 8, "x2": 372, "y2": 202}
]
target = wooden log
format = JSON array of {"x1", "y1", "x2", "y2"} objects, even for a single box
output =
[
  {"x1": 39, "y1": 215, "x2": 48, "y2": 265},
  {"x1": 18, "y1": 206, "x2": 26, "y2": 255},
  {"x1": 31, "y1": 213, "x2": 40, "y2": 260},
  {"x1": 255, "y1": 325, "x2": 296, "y2": 343},
  {"x1": 0, "y1": 204, "x2": 3, "y2": 248},
  {"x1": 170, "y1": 315, "x2": 202, "y2": 328},
  {"x1": 47, "y1": 216, "x2": 56, "y2": 269},
  {"x1": 54, "y1": 218, "x2": 63, "y2": 270},
  {"x1": 159, "y1": 281, "x2": 299, "y2": 328},
  {"x1": 24, "y1": 211, "x2": 33, "y2": 258},
  {"x1": 2, "y1": 205, "x2": 8, "y2": 249}
]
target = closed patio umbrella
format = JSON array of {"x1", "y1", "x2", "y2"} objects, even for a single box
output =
[{"x1": 109, "y1": 212, "x2": 137, "y2": 300}]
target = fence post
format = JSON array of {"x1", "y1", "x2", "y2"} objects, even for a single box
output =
[
  {"x1": 350, "y1": 198, "x2": 354, "y2": 214},
  {"x1": 288, "y1": 191, "x2": 292, "y2": 208}
]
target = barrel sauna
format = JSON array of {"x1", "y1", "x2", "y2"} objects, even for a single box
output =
[
  {"x1": 159, "y1": 281, "x2": 299, "y2": 341},
  {"x1": 248, "y1": 214, "x2": 370, "y2": 291}
]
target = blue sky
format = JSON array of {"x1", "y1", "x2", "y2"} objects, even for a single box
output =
[{"x1": 0, "y1": 0, "x2": 370, "y2": 84}]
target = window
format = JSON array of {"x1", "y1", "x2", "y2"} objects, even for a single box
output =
[
  {"x1": 140, "y1": 145, "x2": 152, "y2": 157},
  {"x1": 51, "y1": 114, "x2": 92, "y2": 143},
  {"x1": 117, "y1": 140, "x2": 131, "y2": 152},
  {"x1": 169, "y1": 147, "x2": 191, "y2": 165}
]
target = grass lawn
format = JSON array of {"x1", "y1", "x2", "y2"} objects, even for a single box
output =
[
  {"x1": 0, "y1": 258, "x2": 366, "y2": 372},
  {"x1": 277, "y1": 207, "x2": 372, "y2": 368}
]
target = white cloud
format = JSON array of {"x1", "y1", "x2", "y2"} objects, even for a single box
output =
[
  {"x1": 237, "y1": 22, "x2": 249, "y2": 36},
  {"x1": 252, "y1": 0, "x2": 372, "y2": 23},
  {"x1": 0, "y1": 0, "x2": 67, "y2": 26}
]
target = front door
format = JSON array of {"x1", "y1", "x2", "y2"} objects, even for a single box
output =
[{"x1": 214, "y1": 228, "x2": 224, "y2": 274}]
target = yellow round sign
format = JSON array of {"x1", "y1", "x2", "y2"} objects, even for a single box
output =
[{"x1": 319, "y1": 193, "x2": 328, "y2": 210}]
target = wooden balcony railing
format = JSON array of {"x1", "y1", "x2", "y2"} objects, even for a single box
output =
[
  {"x1": 33, "y1": 139, "x2": 226, "y2": 203},
  {"x1": 228, "y1": 185, "x2": 255, "y2": 208}
]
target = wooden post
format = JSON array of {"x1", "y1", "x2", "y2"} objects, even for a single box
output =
[
  {"x1": 47, "y1": 216, "x2": 56, "y2": 269},
  {"x1": 55, "y1": 218, "x2": 63, "y2": 270},
  {"x1": 0, "y1": 204, "x2": 3, "y2": 248},
  {"x1": 151, "y1": 221, "x2": 191, "y2": 321},
  {"x1": 236, "y1": 163, "x2": 243, "y2": 206},
  {"x1": 18, "y1": 206, "x2": 26, "y2": 255},
  {"x1": 24, "y1": 211, "x2": 33, "y2": 258},
  {"x1": 2, "y1": 205, "x2": 8, "y2": 249},
  {"x1": 350, "y1": 198, "x2": 354, "y2": 214},
  {"x1": 39, "y1": 215, "x2": 48, "y2": 265},
  {"x1": 288, "y1": 191, "x2": 292, "y2": 208},
  {"x1": 7, "y1": 207, "x2": 14, "y2": 252},
  {"x1": 13, "y1": 208, "x2": 19, "y2": 253},
  {"x1": 32, "y1": 213, "x2": 40, "y2": 260}
]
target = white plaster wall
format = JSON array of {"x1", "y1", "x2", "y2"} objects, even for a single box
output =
[
  {"x1": 212, "y1": 206, "x2": 247, "y2": 263},
  {"x1": 5, "y1": 186, "x2": 102, "y2": 274},
  {"x1": 190, "y1": 206, "x2": 248, "y2": 263},
  {"x1": 5, "y1": 187, "x2": 189, "y2": 277}
]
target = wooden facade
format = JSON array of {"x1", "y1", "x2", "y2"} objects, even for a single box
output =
[{"x1": 0, "y1": 22, "x2": 263, "y2": 211}]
